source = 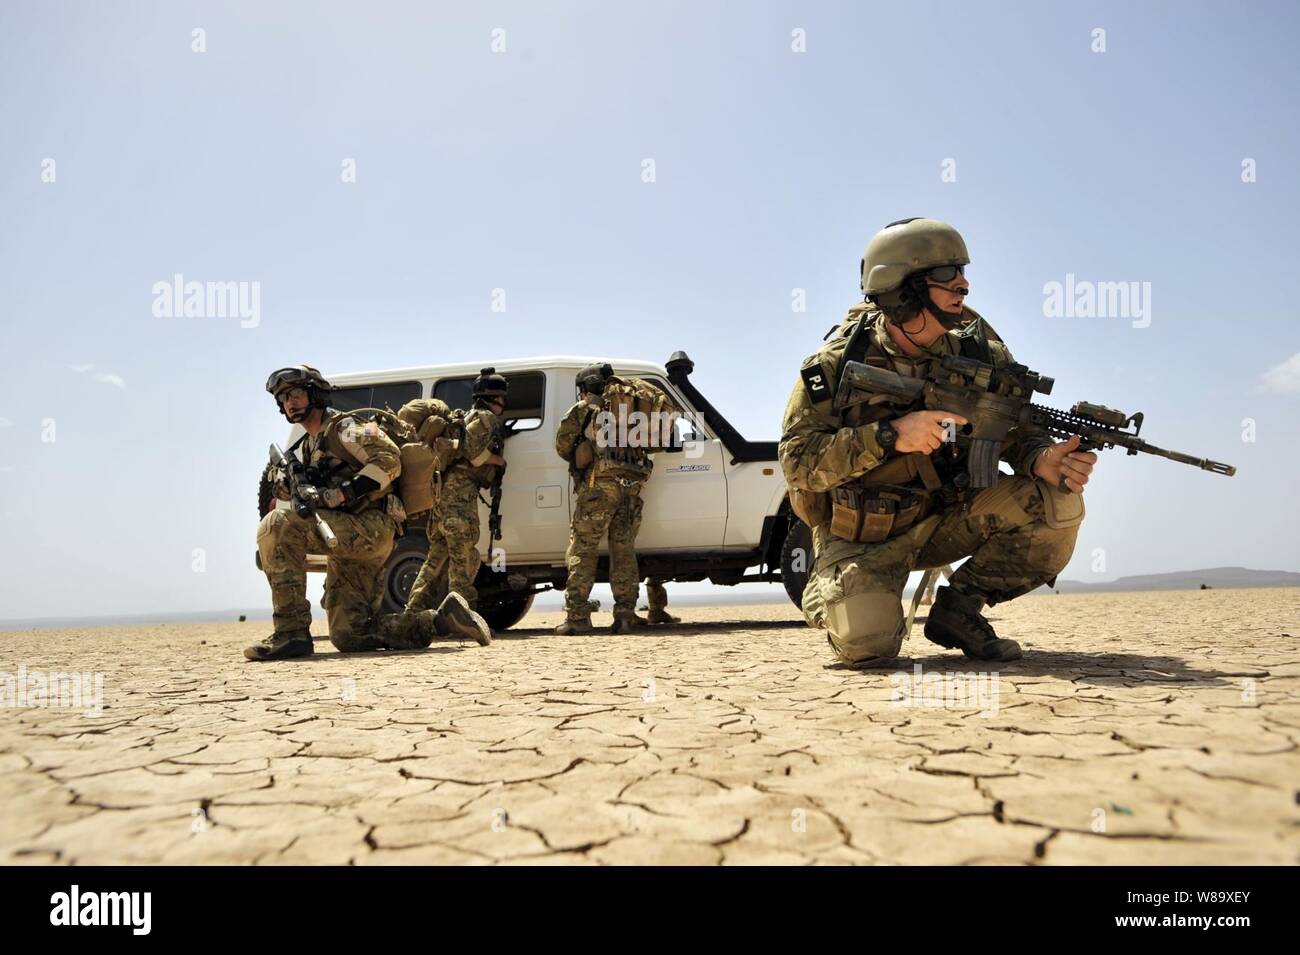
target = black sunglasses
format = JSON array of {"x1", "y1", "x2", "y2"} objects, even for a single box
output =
[{"x1": 924, "y1": 264, "x2": 966, "y2": 283}]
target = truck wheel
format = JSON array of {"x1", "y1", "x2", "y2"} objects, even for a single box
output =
[
  {"x1": 380, "y1": 535, "x2": 430, "y2": 614},
  {"x1": 780, "y1": 519, "x2": 813, "y2": 609},
  {"x1": 478, "y1": 592, "x2": 536, "y2": 632}
]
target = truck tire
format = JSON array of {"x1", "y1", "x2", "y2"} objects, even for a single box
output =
[
  {"x1": 380, "y1": 534, "x2": 431, "y2": 614},
  {"x1": 478, "y1": 591, "x2": 536, "y2": 632},
  {"x1": 780, "y1": 519, "x2": 813, "y2": 609}
]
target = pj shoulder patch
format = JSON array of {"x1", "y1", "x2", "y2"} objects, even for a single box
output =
[{"x1": 800, "y1": 358, "x2": 833, "y2": 404}]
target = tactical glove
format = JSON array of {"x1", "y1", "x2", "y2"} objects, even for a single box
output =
[{"x1": 297, "y1": 484, "x2": 346, "y2": 509}]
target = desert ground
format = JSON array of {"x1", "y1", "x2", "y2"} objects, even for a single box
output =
[{"x1": 1, "y1": 588, "x2": 1296, "y2": 866}]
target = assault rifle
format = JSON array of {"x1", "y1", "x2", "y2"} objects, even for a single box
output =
[
  {"x1": 487, "y1": 421, "x2": 517, "y2": 541},
  {"x1": 834, "y1": 355, "x2": 1236, "y2": 491},
  {"x1": 268, "y1": 443, "x2": 339, "y2": 549}
]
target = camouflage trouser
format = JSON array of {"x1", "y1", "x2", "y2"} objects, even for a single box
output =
[
  {"x1": 564, "y1": 476, "x2": 644, "y2": 618},
  {"x1": 645, "y1": 577, "x2": 670, "y2": 614},
  {"x1": 406, "y1": 473, "x2": 483, "y2": 612},
  {"x1": 802, "y1": 475, "x2": 1084, "y2": 666},
  {"x1": 257, "y1": 506, "x2": 397, "y2": 652}
]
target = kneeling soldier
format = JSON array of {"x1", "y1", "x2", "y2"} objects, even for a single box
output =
[
  {"x1": 779, "y1": 219, "x2": 1097, "y2": 668},
  {"x1": 247, "y1": 365, "x2": 489, "y2": 661}
]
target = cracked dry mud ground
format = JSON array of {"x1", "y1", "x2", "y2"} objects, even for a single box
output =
[{"x1": 1, "y1": 588, "x2": 1296, "y2": 866}]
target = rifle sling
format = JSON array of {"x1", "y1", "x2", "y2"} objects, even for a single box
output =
[{"x1": 861, "y1": 452, "x2": 943, "y2": 492}]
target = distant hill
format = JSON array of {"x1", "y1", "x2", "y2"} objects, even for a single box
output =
[{"x1": 1047, "y1": 566, "x2": 1300, "y2": 594}]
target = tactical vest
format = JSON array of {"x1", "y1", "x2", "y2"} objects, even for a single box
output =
[
  {"x1": 306, "y1": 414, "x2": 402, "y2": 518},
  {"x1": 793, "y1": 305, "x2": 1008, "y2": 544},
  {"x1": 582, "y1": 377, "x2": 676, "y2": 483}
]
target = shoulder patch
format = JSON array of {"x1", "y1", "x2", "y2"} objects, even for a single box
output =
[{"x1": 799, "y1": 359, "x2": 833, "y2": 404}]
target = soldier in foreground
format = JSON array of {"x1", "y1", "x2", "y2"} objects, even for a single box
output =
[
  {"x1": 403, "y1": 368, "x2": 508, "y2": 620},
  {"x1": 779, "y1": 219, "x2": 1097, "y2": 667},
  {"x1": 247, "y1": 366, "x2": 489, "y2": 661},
  {"x1": 554, "y1": 363, "x2": 676, "y2": 634}
]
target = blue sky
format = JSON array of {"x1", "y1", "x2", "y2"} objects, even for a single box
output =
[{"x1": 1, "y1": 0, "x2": 1297, "y2": 619}]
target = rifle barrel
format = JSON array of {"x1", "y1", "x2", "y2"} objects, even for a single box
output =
[{"x1": 1140, "y1": 442, "x2": 1236, "y2": 475}]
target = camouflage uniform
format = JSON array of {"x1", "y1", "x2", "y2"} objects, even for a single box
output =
[
  {"x1": 406, "y1": 405, "x2": 502, "y2": 612},
  {"x1": 555, "y1": 396, "x2": 654, "y2": 622},
  {"x1": 644, "y1": 577, "x2": 673, "y2": 618},
  {"x1": 257, "y1": 411, "x2": 403, "y2": 651},
  {"x1": 780, "y1": 303, "x2": 1085, "y2": 666}
]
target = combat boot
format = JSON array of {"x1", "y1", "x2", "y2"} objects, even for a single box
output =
[
  {"x1": 244, "y1": 629, "x2": 314, "y2": 662},
  {"x1": 646, "y1": 609, "x2": 681, "y2": 625},
  {"x1": 554, "y1": 615, "x2": 593, "y2": 636},
  {"x1": 434, "y1": 593, "x2": 492, "y2": 646},
  {"x1": 376, "y1": 611, "x2": 438, "y2": 650},
  {"x1": 610, "y1": 609, "x2": 647, "y2": 634},
  {"x1": 924, "y1": 586, "x2": 1022, "y2": 662}
]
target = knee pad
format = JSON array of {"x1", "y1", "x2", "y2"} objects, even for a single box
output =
[
  {"x1": 257, "y1": 508, "x2": 296, "y2": 541},
  {"x1": 825, "y1": 591, "x2": 905, "y2": 664}
]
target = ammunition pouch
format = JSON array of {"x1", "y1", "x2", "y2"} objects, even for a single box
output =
[
  {"x1": 825, "y1": 451, "x2": 948, "y2": 544},
  {"x1": 829, "y1": 484, "x2": 931, "y2": 544},
  {"x1": 592, "y1": 446, "x2": 652, "y2": 482},
  {"x1": 573, "y1": 438, "x2": 595, "y2": 471}
]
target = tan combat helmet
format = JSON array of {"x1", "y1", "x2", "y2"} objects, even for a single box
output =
[
  {"x1": 266, "y1": 364, "x2": 334, "y2": 416},
  {"x1": 860, "y1": 217, "x2": 969, "y2": 296}
]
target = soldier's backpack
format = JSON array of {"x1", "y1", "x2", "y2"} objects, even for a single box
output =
[
  {"x1": 598, "y1": 376, "x2": 677, "y2": 450},
  {"x1": 393, "y1": 399, "x2": 467, "y2": 517},
  {"x1": 323, "y1": 400, "x2": 461, "y2": 519},
  {"x1": 576, "y1": 376, "x2": 678, "y2": 478}
]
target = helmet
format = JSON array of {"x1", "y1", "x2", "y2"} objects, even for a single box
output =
[
  {"x1": 472, "y1": 367, "x2": 509, "y2": 401},
  {"x1": 576, "y1": 362, "x2": 613, "y2": 395},
  {"x1": 860, "y1": 217, "x2": 970, "y2": 295},
  {"x1": 266, "y1": 364, "x2": 333, "y2": 415}
]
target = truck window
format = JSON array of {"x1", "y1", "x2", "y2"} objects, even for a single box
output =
[
  {"x1": 434, "y1": 370, "x2": 545, "y2": 431},
  {"x1": 331, "y1": 381, "x2": 423, "y2": 413}
]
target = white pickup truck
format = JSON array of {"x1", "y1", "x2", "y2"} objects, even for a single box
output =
[{"x1": 258, "y1": 352, "x2": 813, "y2": 630}]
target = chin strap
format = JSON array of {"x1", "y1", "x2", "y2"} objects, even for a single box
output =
[{"x1": 915, "y1": 276, "x2": 966, "y2": 331}]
